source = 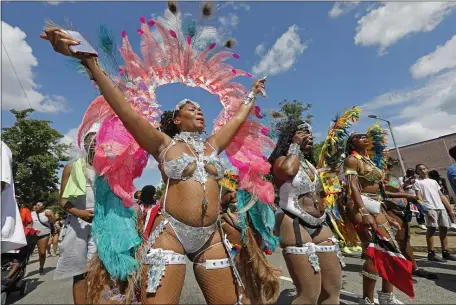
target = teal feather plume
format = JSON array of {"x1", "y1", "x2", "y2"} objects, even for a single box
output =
[
  {"x1": 92, "y1": 176, "x2": 142, "y2": 281},
  {"x1": 237, "y1": 190, "x2": 279, "y2": 252}
]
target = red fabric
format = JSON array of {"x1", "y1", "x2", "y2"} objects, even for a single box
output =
[
  {"x1": 19, "y1": 207, "x2": 40, "y2": 236},
  {"x1": 20, "y1": 207, "x2": 32, "y2": 226},
  {"x1": 365, "y1": 243, "x2": 415, "y2": 298},
  {"x1": 144, "y1": 202, "x2": 161, "y2": 239}
]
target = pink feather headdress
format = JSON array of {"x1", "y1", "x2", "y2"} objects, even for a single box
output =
[{"x1": 77, "y1": 7, "x2": 275, "y2": 207}]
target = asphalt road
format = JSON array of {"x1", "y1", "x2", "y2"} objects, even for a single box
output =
[{"x1": 4, "y1": 251, "x2": 456, "y2": 304}]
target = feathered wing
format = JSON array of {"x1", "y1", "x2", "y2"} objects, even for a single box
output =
[
  {"x1": 318, "y1": 106, "x2": 362, "y2": 168},
  {"x1": 366, "y1": 122, "x2": 389, "y2": 170}
]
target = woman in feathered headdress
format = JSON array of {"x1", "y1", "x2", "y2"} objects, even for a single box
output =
[
  {"x1": 40, "y1": 2, "x2": 276, "y2": 304},
  {"x1": 344, "y1": 122, "x2": 414, "y2": 304},
  {"x1": 269, "y1": 119, "x2": 345, "y2": 305},
  {"x1": 317, "y1": 106, "x2": 363, "y2": 254},
  {"x1": 219, "y1": 171, "x2": 280, "y2": 305}
]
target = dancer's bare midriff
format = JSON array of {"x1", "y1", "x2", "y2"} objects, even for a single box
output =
[
  {"x1": 297, "y1": 194, "x2": 326, "y2": 218},
  {"x1": 164, "y1": 178, "x2": 222, "y2": 227}
]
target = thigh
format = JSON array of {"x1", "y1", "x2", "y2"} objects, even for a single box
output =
[
  {"x1": 141, "y1": 216, "x2": 186, "y2": 305},
  {"x1": 193, "y1": 229, "x2": 239, "y2": 305},
  {"x1": 425, "y1": 210, "x2": 438, "y2": 228},
  {"x1": 37, "y1": 236, "x2": 50, "y2": 252},
  {"x1": 280, "y1": 214, "x2": 321, "y2": 299},
  {"x1": 313, "y1": 226, "x2": 342, "y2": 300},
  {"x1": 437, "y1": 210, "x2": 450, "y2": 228}
]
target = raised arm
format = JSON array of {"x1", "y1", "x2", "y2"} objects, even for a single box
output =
[
  {"x1": 272, "y1": 131, "x2": 310, "y2": 181},
  {"x1": 344, "y1": 156, "x2": 377, "y2": 231},
  {"x1": 40, "y1": 28, "x2": 170, "y2": 159},
  {"x1": 208, "y1": 78, "x2": 265, "y2": 152}
]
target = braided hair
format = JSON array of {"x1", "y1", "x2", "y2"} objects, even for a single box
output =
[
  {"x1": 268, "y1": 119, "x2": 315, "y2": 167},
  {"x1": 160, "y1": 110, "x2": 179, "y2": 137}
]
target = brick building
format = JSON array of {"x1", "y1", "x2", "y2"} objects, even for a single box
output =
[{"x1": 388, "y1": 133, "x2": 456, "y2": 198}]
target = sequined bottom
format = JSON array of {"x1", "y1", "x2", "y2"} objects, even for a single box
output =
[{"x1": 284, "y1": 237, "x2": 346, "y2": 272}]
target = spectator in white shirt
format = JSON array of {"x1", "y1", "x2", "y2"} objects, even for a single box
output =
[
  {"x1": 1, "y1": 141, "x2": 27, "y2": 253},
  {"x1": 414, "y1": 164, "x2": 456, "y2": 262}
]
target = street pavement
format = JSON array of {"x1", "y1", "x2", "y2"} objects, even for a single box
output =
[{"x1": 5, "y1": 251, "x2": 456, "y2": 304}]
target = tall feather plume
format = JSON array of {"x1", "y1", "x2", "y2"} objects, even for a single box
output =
[
  {"x1": 318, "y1": 106, "x2": 362, "y2": 168},
  {"x1": 367, "y1": 122, "x2": 389, "y2": 170}
]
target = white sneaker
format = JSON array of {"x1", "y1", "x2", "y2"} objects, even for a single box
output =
[
  {"x1": 419, "y1": 224, "x2": 427, "y2": 230},
  {"x1": 377, "y1": 291, "x2": 403, "y2": 305}
]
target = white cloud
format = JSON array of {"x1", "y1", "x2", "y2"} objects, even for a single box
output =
[
  {"x1": 60, "y1": 127, "x2": 80, "y2": 159},
  {"x1": 1, "y1": 21, "x2": 67, "y2": 113},
  {"x1": 46, "y1": 1, "x2": 61, "y2": 5},
  {"x1": 329, "y1": 1, "x2": 360, "y2": 19},
  {"x1": 362, "y1": 69, "x2": 456, "y2": 146},
  {"x1": 255, "y1": 43, "x2": 265, "y2": 56},
  {"x1": 145, "y1": 158, "x2": 159, "y2": 170},
  {"x1": 218, "y1": 2, "x2": 250, "y2": 12},
  {"x1": 219, "y1": 13, "x2": 239, "y2": 28},
  {"x1": 410, "y1": 35, "x2": 456, "y2": 79},
  {"x1": 354, "y1": 3, "x2": 456, "y2": 55},
  {"x1": 252, "y1": 25, "x2": 308, "y2": 77}
]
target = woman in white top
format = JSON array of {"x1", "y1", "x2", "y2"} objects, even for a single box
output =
[
  {"x1": 31, "y1": 202, "x2": 56, "y2": 274},
  {"x1": 270, "y1": 120, "x2": 344, "y2": 304}
]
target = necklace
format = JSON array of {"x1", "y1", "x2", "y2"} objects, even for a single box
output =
[{"x1": 173, "y1": 131, "x2": 209, "y2": 214}]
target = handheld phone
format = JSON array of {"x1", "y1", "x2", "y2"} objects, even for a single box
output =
[{"x1": 63, "y1": 30, "x2": 98, "y2": 57}]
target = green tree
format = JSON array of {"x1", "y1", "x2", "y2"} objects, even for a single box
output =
[
  {"x1": 277, "y1": 99, "x2": 313, "y2": 124},
  {"x1": 1, "y1": 109, "x2": 71, "y2": 205},
  {"x1": 154, "y1": 181, "x2": 166, "y2": 201},
  {"x1": 274, "y1": 99, "x2": 322, "y2": 160}
]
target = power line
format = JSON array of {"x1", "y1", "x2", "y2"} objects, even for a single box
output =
[{"x1": 1, "y1": 39, "x2": 33, "y2": 109}]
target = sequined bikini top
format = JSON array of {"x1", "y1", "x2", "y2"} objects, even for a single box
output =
[
  {"x1": 280, "y1": 159, "x2": 322, "y2": 197},
  {"x1": 356, "y1": 155, "x2": 384, "y2": 184},
  {"x1": 159, "y1": 133, "x2": 225, "y2": 182}
]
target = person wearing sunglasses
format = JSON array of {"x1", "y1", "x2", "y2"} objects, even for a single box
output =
[{"x1": 344, "y1": 128, "x2": 414, "y2": 304}]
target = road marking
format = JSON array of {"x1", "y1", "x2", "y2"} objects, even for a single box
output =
[{"x1": 280, "y1": 276, "x2": 385, "y2": 304}]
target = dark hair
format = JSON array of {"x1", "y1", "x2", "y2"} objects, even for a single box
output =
[
  {"x1": 449, "y1": 145, "x2": 456, "y2": 160},
  {"x1": 428, "y1": 170, "x2": 440, "y2": 180},
  {"x1": 140, "y1": 185, "x2": 156, "y2": 205},
  {"x1": 268, "y1": 119, "x2": 315, "y2": 166},
  {"x1": 415, "y1": 163, "x2": 426, "y2": 173},
  {"x1": 160, "y1": 110, "x2": 179, "y2": 137},
  {"x1": 134, "y1": 191, "x2": 141, "y2": 200}
]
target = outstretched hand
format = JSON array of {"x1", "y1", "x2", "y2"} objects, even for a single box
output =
[
  {"x1": 40, "y1": 27, "x2": 81, "y2": 58},
  {"x1": 252, "y1": 77, "x2": 267, "y2": 97}
]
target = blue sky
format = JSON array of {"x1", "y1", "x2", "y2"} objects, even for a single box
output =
[{"x1": 2, "y1": 1, "x2": 456, "y2": 188}]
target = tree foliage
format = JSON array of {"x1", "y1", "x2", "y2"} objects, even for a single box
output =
[
  {"x1": 274, "y1": 99, "x2": 322, "y2": 161},
  {"x1": 1, "y1": 109, "x2": 71, "y2": 205}
]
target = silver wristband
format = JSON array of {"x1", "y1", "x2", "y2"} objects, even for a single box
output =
[
  {"x1": 243, "y1": 91, "x2": 255, "y2": 105},
  {"x1": 287, "y1": 143, "x2": 300, "y2": 156}
]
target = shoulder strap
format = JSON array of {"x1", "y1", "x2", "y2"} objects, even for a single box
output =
[{"x1": 36, "y1": 212, "x2": 51, "y2": 230}]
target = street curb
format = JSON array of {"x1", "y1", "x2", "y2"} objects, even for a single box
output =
[{"x1": 412, "y1": 245, "x2": 456, "y2": 254}]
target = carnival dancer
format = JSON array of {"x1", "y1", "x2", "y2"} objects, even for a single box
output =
[
  {"x1": 270, "y1": 120, "x2": 345, "y2": 305},
  {"x1": 55, "y1": 127, "x2": 98, "y2": 305},
  {"x1": 318, "y1": 107, "x2": 363, "y2": 254},
  {"x1": 41, "y1": 3, "x2": 275, "y2": 304},
  {"x1": 344, "y1": 123, "x2": 414, "y2": 304},
  {"x1": 219, "y1": 171, "x2": 280, "y2": 305}
]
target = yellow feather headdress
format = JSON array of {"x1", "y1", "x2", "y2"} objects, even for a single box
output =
[{"x1": 318, "y1": 106, "x2": 362, "y2": 168}]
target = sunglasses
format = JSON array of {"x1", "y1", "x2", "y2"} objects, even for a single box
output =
[{"x1": 352, "y1": 134, "x2": 368, "y2": 140}]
